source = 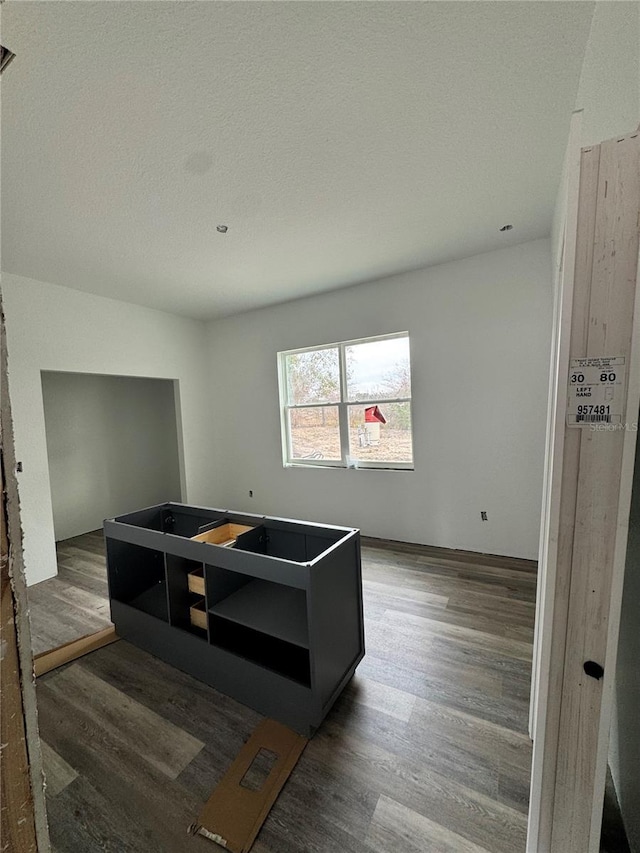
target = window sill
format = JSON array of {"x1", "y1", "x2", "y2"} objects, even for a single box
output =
[{"x1": 284, "y1": 462, "x2": 414, "y2": 472}]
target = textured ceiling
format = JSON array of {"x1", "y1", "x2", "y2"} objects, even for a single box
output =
[{"x1": 2, "y1": 2, "x2": 594, "y2": 319}]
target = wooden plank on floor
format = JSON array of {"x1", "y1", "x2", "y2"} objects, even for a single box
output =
[{"x1": 34, "y1": 626, "x2": 119, "y2": 676}]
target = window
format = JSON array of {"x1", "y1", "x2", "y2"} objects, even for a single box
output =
[{"x1": 279, "y1": 333, "x2": 413, "y2": 470}]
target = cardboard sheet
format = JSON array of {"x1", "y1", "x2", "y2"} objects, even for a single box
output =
[{"x1": 193, "y1": 719, "x2": 308, "y2": 852}]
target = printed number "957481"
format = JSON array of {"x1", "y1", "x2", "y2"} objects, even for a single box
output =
[{"x1": 577, "y1": 405, "x2": 610, "y2": 415}]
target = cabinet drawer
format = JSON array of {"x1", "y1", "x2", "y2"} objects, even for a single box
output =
[
  {"x1": 187, "y1": 568, "x2": 205, "y2": 596},
  {"x1": 191, "y1": 522, "x2": 254, "y2": 547},
  {"x1": 190, "y1": 598, "x2": 207, "y2": 631}
]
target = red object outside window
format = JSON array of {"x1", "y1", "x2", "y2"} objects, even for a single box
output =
[{"x1": 364, "y1": 405, "x2": 386, "y2": 424}]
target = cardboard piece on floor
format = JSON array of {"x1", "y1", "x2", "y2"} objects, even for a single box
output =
[{"x1": 193, "y1": 719, "x2": 308, "y2": 852}]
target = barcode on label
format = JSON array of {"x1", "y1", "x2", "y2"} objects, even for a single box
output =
[{"x1": 576, "y1": 415, "x2": 611, "y2": 423}]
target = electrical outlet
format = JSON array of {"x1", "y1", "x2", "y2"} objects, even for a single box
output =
[{"x1": 480, "y1": 511, "x2": 488, "y2": 521}]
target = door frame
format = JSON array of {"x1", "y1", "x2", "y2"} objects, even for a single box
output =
[
  {"x1": 1, "y1": 298, "x2": 50, "y2": 851},
  {"x1": 528, "y1": 127, "x2": 640, "y2": 852},
  {"x1": 529, "y1": 110, "x2": 583, "y2": 747}
]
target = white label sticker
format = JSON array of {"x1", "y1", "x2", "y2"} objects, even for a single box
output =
[{"x1": 567, "y1": 357, "x2": 626, "y2": 427}]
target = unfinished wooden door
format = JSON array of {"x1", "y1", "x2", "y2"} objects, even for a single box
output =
[{"x1": 528, "y1": 129, "x2": 640, "y2": 852}]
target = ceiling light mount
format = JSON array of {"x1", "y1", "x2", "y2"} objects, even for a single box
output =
[{"x1": 216, "y1": 225, "x2": 228, "y2": 234}]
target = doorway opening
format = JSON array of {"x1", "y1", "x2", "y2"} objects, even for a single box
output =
[{"x1": 28, "y1": 371, "x2": 183, "y2": 655}]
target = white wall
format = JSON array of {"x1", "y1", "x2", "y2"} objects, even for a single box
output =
[
  {"x1": 575, "y1": 1, "x2": 640, "y2": 148},
  {"x1": 1, "y1": 244, "x2": 553, "y2": 579},
  {"x1": 1, "y1": 273, "x2": 215, "y2": 585},
  {"x1": 41, "y1": 372, "x2": 182, "y2": 541},
  {"x1": 205, "y1": 238, "x2": 552, "y2": 561},
  {"x1": 609, "y1": 433, "x2": 640, "y2": 851},
  {"x1": 552, "y1": 2, "x2": 640, "y2": 282}
]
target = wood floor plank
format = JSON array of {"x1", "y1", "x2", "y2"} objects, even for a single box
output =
[
  {"x1": 41, "y1": 741, "x2": 78, "y2": 798},
  {"x1": 409, "y1": 696, "x2": 532, "y2": 773},
  {"x1": 77, "y1": 639, "x2": 263, "y2": 759},
  {"x1": 497, "y1": 761, "x2": 531, "y2": 815},
  {"x1": 365, "y1": 590, "x2": 533, "y2": 642},
  {"x1": 380, "y1": 609, "x2": 533, "y2": 661},
  {"x1": 356, "y1": 653, "x2": 527, "y2": 732},
  {"x1": 362, "y1": 578, "x2": 449, "y2": 609},
  {"x1": 41, "y1": 664, "x2": 204, "y2": 779},
  {"x1": 29, "y1": 584, "x2": 110, "y2": 654},
  {"x1": 361, "y1": 548, "x2": 537, "y2": 588},
  {"x1": 360, "y1": 537, "x2": 537, "y2": 573},
  {"x1": 46, "y1": 773, "x2": 211, "y2": 853},
  {"x1": 346, "y1": 675, "x2": 417, "y2": 722},
  {"x1": 252, "y1": 744, "x2": 378, "y2": 853},
  {"x1": 33, "y1": 580, "x2": 109, "y2": 619},
  {"x1": 46, "y1": 775, "x2": 144, "y2": 853},
  {"x1": 37, "y1": 681, "x2": 211, "y2": 853},
  {"x1": 430, "y1": 635, "x2": 532, "y2": 683},
  {"x1": 322, "y1": 697, "x2": 501, "y2": 803},
  {"x1": 308, "y1": 716, "x2": 527, "y2": 853},
  {"x1": 362, "y1": 559, "x2": 534, "y2": 602},
  {"x1": 366, "y1": 794, "x2": 494, "y2": 853},
  {"x1": 447, "y1": 589, "x2": 536, "y2": 622},
  {"x1": 54, "y1": 558, "x2": 109, "y2": 595},
  {"x1": 58, "y1": 539, "x2": 106, "y2": 559},
  {"x1": 359, "y1": 638, "x2": 503, "y2": 698}
]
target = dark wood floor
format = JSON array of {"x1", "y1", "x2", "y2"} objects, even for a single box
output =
[
  {"x1": 29, "y1": 532, "x2": 539, "y2": 853},
  {"x1": 28, "y1": 530, "x2": 111, "y2": 655}
]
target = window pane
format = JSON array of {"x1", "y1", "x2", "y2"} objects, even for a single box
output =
[
  {"x1": 288, "y1": 407, "x2": 341, "y2": 462},
  {"x1": 285, "y1": 348, "x2": 340, "y2": 405},
  {"x1": 348, "y1": 402, "x2": 413, "y2": 464},
  {"x1": 345, "y1": 337, "x2": 411, "y2": 402}
]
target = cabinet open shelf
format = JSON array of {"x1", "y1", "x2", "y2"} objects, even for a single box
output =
[
  {"x1": 209, "y1": 617, "x2": 311, "y2": 686},
  {"x1": 106, "y1": 540, "x2": 169, "y2": 622},
  {"x1": 105, "y1": 502, "x2": 365, "y2": 735},
  {"x1": 209, "y1": 579, "x2": 309, "y2": 648},
  {"x1": 129, "y1": 581, "x2": 169, "y2": 622}
]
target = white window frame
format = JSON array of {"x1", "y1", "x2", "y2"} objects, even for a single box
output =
[{"x1": 278, "y1": 331, "x2": 414, "y2": 471}]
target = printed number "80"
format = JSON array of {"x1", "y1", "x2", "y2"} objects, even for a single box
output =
[{"x1": 600, "y1": 372, "x2": 616, "y2": 382}]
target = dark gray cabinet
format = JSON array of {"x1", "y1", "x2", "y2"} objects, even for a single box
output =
[{"x1": 104, "y1": 503, "x2": 364, "y2": 735}]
